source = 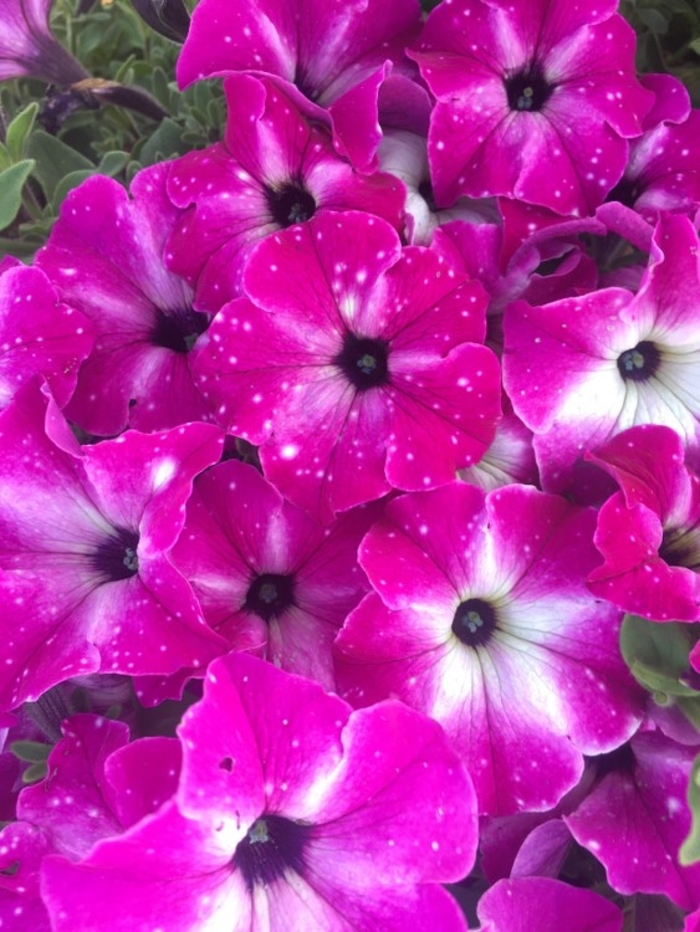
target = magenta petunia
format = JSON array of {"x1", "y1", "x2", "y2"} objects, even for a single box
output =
[
  {"x1": 0, "y1": 714, "x2": 180, "y2": 930},
  {"x1": 193, "y1": 210, "x2": 501, "y2": 521},
  {"x1": 476, "y1": 877, "x2": 623, "y2": 932},
  {"x1": 0, "y1": 263, "x2": 93, "y2": 411},
  {"x1": 335, "y1": 481, "x2": 643, "y2": 815},
  {"x1": 564, "y1": 731, "x2": 700, "y2": 911},
  {"x1": 410, "y1": 0, "x2": 652, "y2": 216},
  {"x1": 166, "y1": 74, "x2": 405, "y2": 313},
  {"x1": 607, "y1": 74, "x2": 700, "y2": 222},
  {"x1": 0, "y1": 383, "x2": 227, "y2": 711},
  {"x1": 504, "y1": 213, "x2": 700, "y2": 496},
  {"x1": 171, "y1": 459, "x2": 373, "y2": 691},
  {"x1": 36, "y1": 164, "x2": 215, "y2": 436},
  {"x1": 41, "y1": 652, "x2": 477, "y2": 931},
  {"x1": 175, "y1": 0, "x2": 421, "y2": 170},
  {"x1": 586, "y1": 424, "x2": 700, "y2": 621}
]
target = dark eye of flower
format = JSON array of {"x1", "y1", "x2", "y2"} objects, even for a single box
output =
[
  {"x1": 504, "y1": 66, "x2": 553, "y2": 112},
  {"x1": 451, "y1": 598, "x2": 497, "y2": 647},
  {"x1": 233, "y1": 815, "x2": 310, "y2": 889},
  {"x1": 616, "y1": 341, "x2": 661, "y2": 382},
  {"x1": 659, "y1": 526, "x2": 700, "y2": 571},
  {"x1": 266, "y1": 182, "x2": 317, "y2": 227},
  {"x1": 92, "y1": 528, "x2": 140, "y2": 581},
  {"x1": 151, "y1": 307, "x2": 209, "y2": 354},
  {"x1": 334, "y1": 333, "x2": 390, "y2": 392},
  {"x1": 605, "y1": 175, "x2": 641, "y2": 209},
  {"x1": 244, "y1": 573, "x2": 296, "y2": 622}
]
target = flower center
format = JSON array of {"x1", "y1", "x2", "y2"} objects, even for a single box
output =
[
  {"x1": 151, "y1": 307, "x2": 209, "y2": 354},
  {"x1": 504, "y1": 66, "x2": 553, "y2": 112},
  {"x1": 659, "y1": 525, "x2": 700, "y2": 571},
  {"x1": 451, "y1": 598, "x2": 497, "y2": 647},
  {"x1": 244, "y1": 573, "x2": 296, "y2": 622},
  {"x1": 92, "y1": 528, "x2": 140, "y2": 581},
  {"x1": 266, "y1": 182, "x2": 317, "y2": 228},
  {"x1": 334, "y1": 333, "x2": 390, "y2": 392},
  {"x1": 233, "y1": 815, "x2": 310, "y2": 889},
  {"x1": 616, "y1": 341, "x2": 661, "y2": 382}
]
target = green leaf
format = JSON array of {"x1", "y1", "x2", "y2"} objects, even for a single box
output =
[
  {"x1": 689, "y1": 37, "x2": 700, "y2": 55},
  {"x1": 97, "y1": 150, "x2": 129, "y2": 177},
  {"x1": 620, "y1": 615, "x2": 700, "y2": 697},
  {"x1": 0, "y1": 159, "x2": 36, "y2": 232},
  {"x1": 0, "y1": 142, "x2": 13, "y2": 172},
  {"x1": 27, "y1": 130, "x2": 95, "y2": 201},
  {"x1": 6, "y1": 102, "x2": 39, "y2": 162},
  {"x1": 9, "y1": 739, "x2": 51, "y2": 763},
  {"x1": 637, "y1": 7, "x2": 670, "y2": 33},
  {"x1": 680, "y1": 754, "x2": 700, "y2": 865},
  {"x1": 21, "y1": 760, "x2": 48, "y2": 785},
  {"x1": 138, "y1": 116, "x2": 182, "y2": 164}
]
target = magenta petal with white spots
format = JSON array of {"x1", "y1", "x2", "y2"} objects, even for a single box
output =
[
  {"x1": 36, "y1": 164, "x2": 214, "y2": 435},
  {"x1": 564, "y1": 732, "x2": 700, "y2": 910},
  {"x1": 0, "y1": 264, "x2": 93, "y2": 410},
  {"x1": 0, "y1": 385, "x2": 226, "y2": 710},
  {"x1": 172, "y1": 459, "x2": 372, "y2": 690},
  {"x1": 0, "y1": 821, "x2": 52, "y2": 931},
  {"x1": 41, "y1": 653, "x2": 476, "y2": 931},
  {"x1": 176, "y1": 0, "x2": 421, "y2": 170},
  {"x1": 587, "y1": 425, "x2": 700, "y2": 620},
  {"x1": 477, "y1": 877, "x2": 623, "y2": 932},
  {"x1": 411, "y1": 0, "x2": 651, "y2": 214},
  {"x1": 166, "y1": 75, "x2": 405, "y2": 312},
  {"x1": 504, "y1": 214, "x2": 700, "y2": 495},
  {"x1": 335, "y1": 482, "x2": 643, "y2": 815},
  {"x1": 194, "y1": 211, "x2": 500, "y2": 521}
]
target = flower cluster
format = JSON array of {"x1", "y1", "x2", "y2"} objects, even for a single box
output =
[{"x1": 1, "y1": 0, "x2": 700, "y2": 929}]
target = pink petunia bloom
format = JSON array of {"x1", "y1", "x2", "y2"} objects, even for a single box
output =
[
  {"x1": 476, "y1": 877, "x2": 623, "y2": 932},
  {"x1": 606, "y1": 74, "x2": 700, "y2": 223},
  {"x1": 193, "y1": 210, "x2": 501, "y2": 522},
  {"x1": 41, "y1": 652, "x2": 477, "y2": 931},
  {"x1": 410, "y1": 0, "x2": 652, "y2": 216},
  {"x1": 36, "y1": 164, "x2": 216, "y2": 436},
  {"x1": 0, "y1": 263, "x2": 93, "y2": 411},
  {"x1": 503, "y1": 213, "x2": 700, "y2": 496},
  {"x1": 564, "y1": 731, "x2": 700, "y2": 911},
  {"x1": 166, "y1": 74, "x2": 405, "y2": 313},
  {"x1": 175, "y1": 0, "x2": 422, "y2": 171},
  {"x1": 171, "y1": 459, "x2": 373, "y2": 691},
  {"x1": 0, "y1": 383, "x2": 227, "y2": 711},
  {"x1": 334, "y1": 481, "x2": 643, "y2": 816},
  {"x1": 0, "y1": 0, "x2": 87, "y2": 85},
  {"x1": 586, "y1": 424, "x2": 700, "y2": 622},
  {"x1": 0, "y1": 714, "x2": 180, "y2": 930}
]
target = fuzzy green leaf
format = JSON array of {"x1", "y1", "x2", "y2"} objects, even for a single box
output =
[
  {"x1": 28, "y1": 131, "x2": 94, "y2": 200},
  {"x1": 6, "y1": 102, "x2": 39, "y2": 162},
  {"x1": 0, "y1": 159, "x2": 36, "y2": 231}
]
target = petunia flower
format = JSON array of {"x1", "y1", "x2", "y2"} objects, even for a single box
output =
[
  {"x1": 503, "y1": 213, "x2": 700, "y2": 496},
  {"x1": 166, "y1": 74, "x2": 405, "y2": 313},
  {"x1": 41, "y1": 652, "x2": 478, "y2": 931},
  {"x1": 171, "y1": 459, "x2": 373, "y2": 691},
  {"x1": 0, "y1": 383, "x2": 226, "y2": 711},
  {"x1": 0, "y1": 0, "x2": 87, "y2": 85},
  {"x1": 410, "y1": 0, "x2": 653, "y2": 216},
  {"x1": 175, "y1": 0, "x2": 422, "y2": 170},
  {"x1": 334, "y1": 481, "x2": 643, "y2": 815},
  {"x1": 564, "y1": 732, "x2": 700, "y2": 911},
  {"x1": 0, "y1": 262, "x2": 93, "y2": 411},
  {"x1": 194, "y1": 209, "x2": 501, "y2": 522},
  {"x1": 36, "y1": 163, "x2": 215, "y2": 436},
  {"x1": 476, "y1": 877, "x2": 623, "y2": 932},
  {"x1": 586, "y1": 424, "x2": 700, "y2": 622}
]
